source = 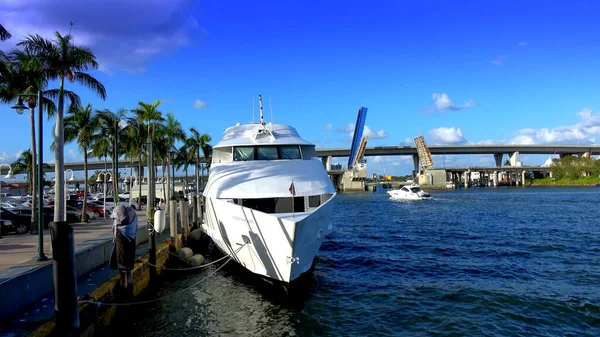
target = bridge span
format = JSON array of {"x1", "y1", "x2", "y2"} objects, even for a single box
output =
[{"x1": 0, "y1": 145, "x2": 597, "y2": 176}]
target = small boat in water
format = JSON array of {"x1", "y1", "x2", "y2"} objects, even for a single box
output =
[{"x1": 387, "y1": 184, "x2": 432, "y2": 200}]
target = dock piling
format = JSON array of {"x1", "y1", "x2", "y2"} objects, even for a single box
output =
[
  {"x1": 169, "y1": 198, "x2": 178, "y2": 250},
  {"x1": 50, "y1": 221, "x2": 79, "y2": 336}
]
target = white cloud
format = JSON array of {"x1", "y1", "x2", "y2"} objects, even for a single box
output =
[
  {"x1": 0, "y1": 151, "x2": 11, "y2": 162},
  {"x1": 363, "y1": 125, "x2": 388, "y2": 139},
  {"x1": 336, "y1": 123, "x2": 355, "y2": 133},
  {"x1": 335, "y1": 123, "x2": 388, "y2": 140},
  {"x1": 428, "y1": 127, "x2": 467, "y2": 144},
  {"x1": 492, "y1": 56, "x2": 503, "y2": 65},
  {"x1": 430, "y1": 93, "x2": 477, "y2": 113},
  {"x1": 0, "y1": 0, "x2": 201, "y2": 73},
  {"x1": 402, "y1": 138, "x2": 413, "y2": 145},
  {"x1": 509, "y1": 108, "x2": 600, "y2": 144},
  {"x1": 68, "y1": 148, "x2": 79, "y2": 161},
  {"x1": 193, "y1": 99, "x2": 209, "y2": 109},
  {"x1": 518, "y1": 41, "x2": 527, "y2": 47}
]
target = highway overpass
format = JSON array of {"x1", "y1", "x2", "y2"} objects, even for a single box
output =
[{"x1": 1, "y1": 144, "x2": 598, "y2": 175}]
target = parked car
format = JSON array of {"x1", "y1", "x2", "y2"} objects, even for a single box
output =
[
  {"x1": 10, "y1": 206, "x2": 79, "y2": 225},
  {"x1": 66, "y1": 205, "x2": 97, "y2": 220},
  {"x1": 0, "y1": 208, "x2": 31, "y2": 235},
  {"x1": 49, "y1": 199, "x2": 108, "y2": 218},
  {"x1": 92, "y1": 197, "x2": 138, "y2": 211}
]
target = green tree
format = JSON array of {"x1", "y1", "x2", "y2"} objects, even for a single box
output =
[
  {"x1": 95, "y1": 108, "x2": 129, "y2": 203},
  {"x1": 132, "y1": 100, "x2": 164, "y2": 214},
  {"x1": 11, "y1": 150, "x2": 34, "y2": 196},
  {"x1": 183, "y1": 127, "x2": 212, "y2": 196},
  {"x1": 0, "y1": 49, "x2": 57, "y2": 229},
  {"x1": 18, "y1": 31, "x2": 107, "y2": 222},
  {"x1": 62, "y1": 103, "x2": 97, "y2": 222},
  {"x1": 155, "y1": 113, "x2": 185, "y2": 211},
  {"x1": 122, "y1": 117, "x2": 147, "y2": 207}
]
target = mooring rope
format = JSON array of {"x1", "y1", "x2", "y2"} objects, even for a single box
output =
[
  {"x1": 141, "y1": 250, "x2": 233, "y2": 271},
  {"x1": 78, "y1": 243, "x2": 247, "y2": 307}
]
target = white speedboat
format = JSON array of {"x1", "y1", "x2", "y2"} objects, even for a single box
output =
[
  {"x1": 387, "y1": 184, "x2": 432, "y2": 200},
  {"x1": 201, "y1": 96, "x2": 336, "y2": 283}
]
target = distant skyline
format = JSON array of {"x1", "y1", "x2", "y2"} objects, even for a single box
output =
[{"x1": 1, "y1": 0, "x2": 600, "y2": 179}]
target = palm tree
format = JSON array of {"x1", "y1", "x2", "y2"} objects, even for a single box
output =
[
  {"x1": 0, "y1": 24, "x2": 10, "y2": 41},
  {"x1": 122, "y1": 117, "x2": 147, "y2": 207},
  {"x1": 0, "y1": 49, "x2": 57, "y2": 229},
  {"x1": 11, "y1": 150, "x2": 34, "y2": 194},
  {"x1": 174, "y1": 144, "x2": 194, "y2": 197},
  {"x1": 183, "y1": 127, "x2": 212, "y2": 198},
  {"x1": 18, "y1": 31, "x2": 107, "y2": 222},
  {"x1": 132, "y1": 100, "x2": 164, "y2": 214},
  {"x1": 155, "y1": 113, "x2": 185, "y2": 213},
  {"x1": 62, "y1": 103, "x2": 97, "y2": 222},
  {"x1": 95, "y1": 108, "x2": 129, "y2": 203}
]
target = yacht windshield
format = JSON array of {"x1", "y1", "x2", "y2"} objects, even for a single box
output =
[
  {"x1": 233, "y1": 145, "x2": 302, "y2": 161},
  {"x1": 410, "y1": 187, "x2": 421, "y2": 193},
  {"x1": 257, "y1": 146, "x2": 279, "y2": 160},
  {"x1": 234, "y1": 146, "x2": 255, "y2": 161},
  {"x1": 279, "y1": 145, "x2": 301, "y2": 159}
]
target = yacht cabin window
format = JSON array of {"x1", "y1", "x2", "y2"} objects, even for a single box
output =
[
  {"x1": 233, "y1": 145, "x2": 302, "y2": 161},
  {"x1": 279, "y1": 145, "x2": 301, "y2": 159},
  {"x1": 257, "y1": 146, "x2": 278, "y2": 160},
  {"x1": 234, "y1": 146, "x2": 256, "y2": 161}
]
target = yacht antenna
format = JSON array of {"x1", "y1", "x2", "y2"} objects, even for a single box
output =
[
  {"x1": 269, "y1": 96, "x2": 274, "y2": 124},
  {"x1": 252, "y1": 96, "x2": 255, "y2": 123},
  {"x1": 259, "y1": 94, "x2": 265, "y2": 126}
]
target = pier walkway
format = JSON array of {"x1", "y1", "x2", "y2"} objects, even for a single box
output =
[{"x1": 0, "y1": 211, "x2": 169, "y2": 337}]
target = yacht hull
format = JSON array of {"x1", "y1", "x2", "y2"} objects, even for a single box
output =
[{"x1": 202, "y1": 195, "x2": 335, "y2": 283}]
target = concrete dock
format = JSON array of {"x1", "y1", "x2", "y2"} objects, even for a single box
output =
[{"x1": 0, "y1": 211, "x2": 172, "y2": 336}]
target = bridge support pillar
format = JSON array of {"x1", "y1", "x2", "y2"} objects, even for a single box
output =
[
  {"x1": 412, "y1": 155, "x2": 419, "y2": 180},
  {"x1": 321, "y1": 156, "x2": 332, "y2": 170},
  {"x1": 510, "y1": 152, "x2": 519, "y2": 166},
  {"x1": 521, "y1": 171, "x2": 527, "y2": 187},
  {"x1": 581, "y1": 151, "x2": 592, "y2": 158},
  {"x1": 494, "y1": 153, "x2": 503, "y2": 167},
  {"x1": 492, "y1": 171, "x2": 498, "y2": 188},
  {"x1": 464, "y1": 171, "x2": 470, "y2": 188}
]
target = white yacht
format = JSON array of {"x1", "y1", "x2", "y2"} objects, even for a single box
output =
[
  {"x1": 387, "y1": 183, "x2": 432, "y2": 200},
  {"x1": 202, "y1": 96, "x2": 336, "y2": 283}
]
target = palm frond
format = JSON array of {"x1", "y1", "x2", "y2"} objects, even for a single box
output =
[
  {"x1": 0, "y1": 24, "x2": 12, "y2": 41},
  {"x1": 72, "y1": 72, "x2": 106, "y2": 99}
]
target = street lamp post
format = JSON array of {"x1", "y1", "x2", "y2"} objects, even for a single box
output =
[
  {"x1": 11, "y1": 91, "x2": 47, "y2": 261},
  {"x1": 63, "y1": 169, "x2": 75, "y2": 220},
  {"x1": 95, "y1": 172, "x2": 112, "y2": 219},
  {"x1": 0, "y1": 163, "x2": 14, "y2": 239}
]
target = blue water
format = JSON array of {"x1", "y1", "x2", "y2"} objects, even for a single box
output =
[{"x1": 115, "y1": 187, "x2": 600, "y2": 336}]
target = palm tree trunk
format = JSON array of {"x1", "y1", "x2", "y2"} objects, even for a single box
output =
[
  {"x1": 166, "y1": 158, "x2": 171, "y2": 214},
  {"x1": 29, "y1": 107, "x2": 38, "y2": 230},
  {"x1": 112, "y1": 138, "x2": 118, "y2": 204},
  {"x1": 82, "y1": 148, "x2": 88, "y2": 222},
  {"x1": 138, "y1": 153, "x2": 142, "y2": 209},
  {"x1": 54, "y1": 77, "x2": 65, "y2": 222},
  {"x1": 161, "y1": 163, "x2": 166, "y2": 206},
  {"x1": 196, "y1": 150, "x2": 200, "y2": 196}
]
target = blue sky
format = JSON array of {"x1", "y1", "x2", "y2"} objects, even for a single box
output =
[{"x1": 1, "y1": 0, "x2": 600, "y2": 179}]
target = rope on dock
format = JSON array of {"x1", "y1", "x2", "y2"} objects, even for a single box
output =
[
  {"x1": 78, "y1": 242, "x2": 248, "y2": 307},
  {"x1": 141, "y1": 251, "x2": 232, "y2": 271}
]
